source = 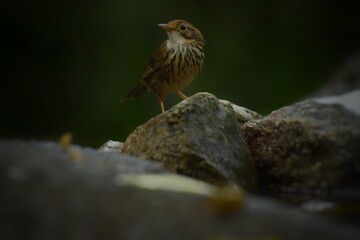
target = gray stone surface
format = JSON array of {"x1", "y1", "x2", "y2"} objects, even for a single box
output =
[
  {"x1": 313, "y1": 90, "x2": 360, "y2": 116},
  {"x1": 99, "y1": 140, "x2": 123, "y2": 152},
  {"x1": 122, "y1": 92, "x2": 258, "y2": 189},
  {"x1": 0, "y1": 140, "x2": 167, "y2": 187},
  {"x1": 219, "y1": 99, "x2": 262, "y2": 123},
  {"x1": 243, "y1": 100, "x2": 360, "y2": 195},
  {"x1": 1, "y1": 140, "x2": 359, "y2": 240}
]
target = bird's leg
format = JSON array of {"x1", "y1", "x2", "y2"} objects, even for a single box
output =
[
  {"x1": 176, "y1": 91, "x2": 188, "y2": 100},
  {"x1": 158, "y1": 97, "x2": 165, "y2": 113}
]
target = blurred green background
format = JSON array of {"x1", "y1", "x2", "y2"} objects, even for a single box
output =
[{"x1": 1, "y1": 0, "x2": 359, "y2": 147}]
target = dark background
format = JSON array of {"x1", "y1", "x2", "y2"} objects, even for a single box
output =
[{"x1": 1, "y1": 0, "x2": 359, "y2": 147}]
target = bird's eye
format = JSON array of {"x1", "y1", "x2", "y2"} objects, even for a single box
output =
[{"x1": 179, "y1": 24, "x2": 187, "y2": 31}]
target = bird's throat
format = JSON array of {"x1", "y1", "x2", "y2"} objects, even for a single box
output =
[{"x1": 167, "y1": 31, "x2": 191, "y2": 49}]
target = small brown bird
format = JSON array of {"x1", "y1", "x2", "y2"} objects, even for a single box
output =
[{"x1": 121, "y1": 19, "x2": 205, "y2": 113}]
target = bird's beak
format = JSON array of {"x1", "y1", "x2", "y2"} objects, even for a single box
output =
[{"x1": 158, "y1": 23, "x2": 173, "y2": 32}]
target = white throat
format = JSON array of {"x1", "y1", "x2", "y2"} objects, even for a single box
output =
[{"x1": 167, "y1": 31, "x2": 186, "y2": 49}]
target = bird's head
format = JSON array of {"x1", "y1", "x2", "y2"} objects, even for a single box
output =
[{"x1": 158, "y1": 19, "x2": 204, "y2": 48}]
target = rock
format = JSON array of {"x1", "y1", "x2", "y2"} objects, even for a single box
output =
[
  {"x1": 0, "y1": 140, "x2": 168, "y2": 186},
  {"x1": 121, "y1": 92, "x2": 258, "y2": 189},
  {"x1": 1, "y1": 140, "x2": 359, "y2": 240},
  {"x1": 313, "y1": 90, "x2": 360, "y2": 116},
  {"x1": 99, "y1": 140, "x2": 123, "y2": 152},
  {"x1": 119, "y1": 173, "x2": 247, "y2": 214},
  {"x1": 219, "y1": 99, "x2": 262, "y2": 123},
  {"x1": 243, "y1": 100, "x2": 360, "y2": 195}
]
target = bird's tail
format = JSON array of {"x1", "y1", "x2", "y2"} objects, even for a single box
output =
[{"x1": 120, "y1": 81, "x2": 149, "y2": 101}]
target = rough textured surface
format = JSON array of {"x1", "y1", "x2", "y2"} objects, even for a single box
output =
[
  {"x1": 1, "y1": 140, "x2": 359, "y2": 240},
  {"x1": 243, "y1": 100, "x2": 360, "y2": 195},
  {"x1": 99, "y1": 140, "x2": 123, "y2": 152},
  {"x1": 219, "y1": 99, "x2": 262, "y2": 123},
  {"x1": 122, "y1": 92, "x2": 258, "y2": 189}
]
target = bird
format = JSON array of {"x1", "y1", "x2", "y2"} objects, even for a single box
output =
[{"x1": 120, "y1": 19, "x2": 205, "y2": 113}]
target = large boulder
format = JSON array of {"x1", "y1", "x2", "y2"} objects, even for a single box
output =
[
  {"x1": 243, "y1": 97, "x2": 360, "y2": 195},
  {"x1": 1, "y1": 140, "x2": 359, "y2": 240},
  {"x1": 122, "y1": 92, "x2": 258, "y2": 189}
]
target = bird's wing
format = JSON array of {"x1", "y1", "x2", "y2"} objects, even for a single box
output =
[{"x1": 141, "y1": 41, "x2": 168, "y2": 82}]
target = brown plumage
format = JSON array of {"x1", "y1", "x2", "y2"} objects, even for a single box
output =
[{"x1": 121, "y1": 19, "x2": 205, "y2": 113}]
